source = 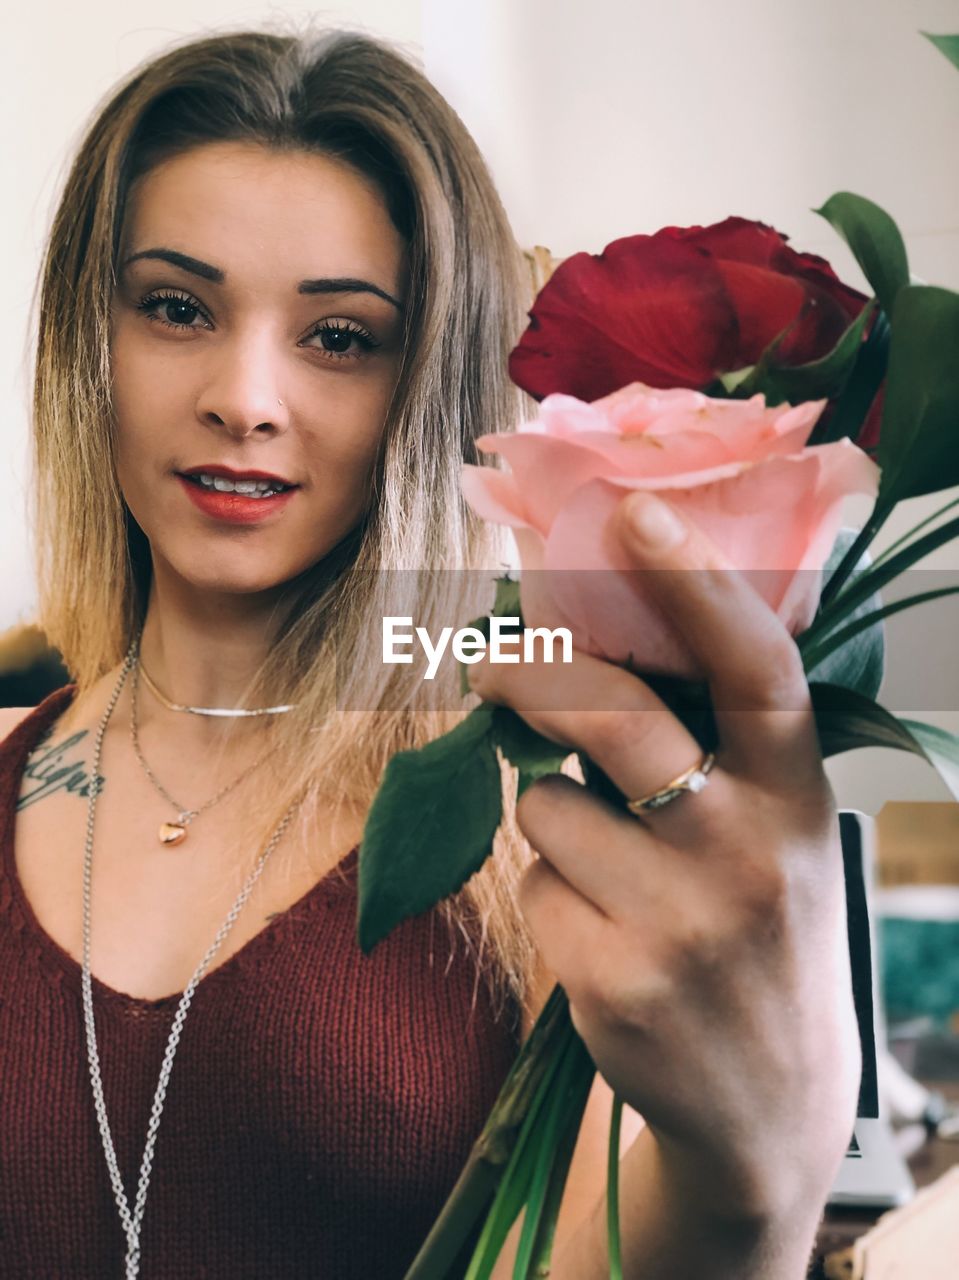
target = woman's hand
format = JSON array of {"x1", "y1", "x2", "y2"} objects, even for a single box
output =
[{"x1": 467, "y1": 489, "x2": 862, "y2": 1227}]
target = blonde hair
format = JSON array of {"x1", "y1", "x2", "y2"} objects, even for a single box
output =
[{"x1": 32, "y1": 27, "x2": 548, "y2": 1027}]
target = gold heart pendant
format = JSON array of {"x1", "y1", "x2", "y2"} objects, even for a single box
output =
[{"x1": 159, "y1": 822, "x2": 187, "y2": 847}]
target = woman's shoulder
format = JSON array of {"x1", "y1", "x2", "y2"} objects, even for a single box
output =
[
  {"x1": 0, "y1": 686, "x2": 77, "y2": 754},
  {"x1": 0, "y1": 707, "x2": 33, "y2": 741}
]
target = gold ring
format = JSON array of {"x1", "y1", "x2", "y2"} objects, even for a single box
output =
[{"x1": 626, "y1": 752, "x2": 716, "y2": 816}]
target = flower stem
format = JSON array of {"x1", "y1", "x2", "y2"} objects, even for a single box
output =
[
  {"x1": 607, "y1": 1095, "x2": 624, "y2": 1280},
  {"x1": 516, "y1": 1033, "x2": 596, "y2": 1277},
  {"x1": 403, "y1": 986, "x2": 572, "y2": 1280},
  {"x1": 464, "y1": 1007, "x2": 580, "y2": 1280}
]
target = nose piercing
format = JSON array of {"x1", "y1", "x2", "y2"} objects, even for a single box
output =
[{"x1": 277, "y1": 399, "x2": 284, "y2": 407}]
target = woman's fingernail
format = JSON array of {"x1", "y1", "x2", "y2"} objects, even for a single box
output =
[{"x1": 624, "y1": 492, "x2": 685, "y2": 549}]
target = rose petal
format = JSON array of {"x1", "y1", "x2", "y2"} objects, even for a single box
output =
[
  {"x1": 474, "y1": 433, "x2": 620, "y2": 533},
  {"x1": 460, "y1": 465, "x2": 530, "y2": 529},
  {"x1": 508, "y1": 234, "x2": 740, "y2": 401},
  {"x1": 541, "y1": 478, "x2": 702, "y2": 675}
]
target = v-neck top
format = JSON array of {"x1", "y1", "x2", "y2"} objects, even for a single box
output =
[{"x1": 0, "y1": 686, "x2": 520, "y2": 1278}]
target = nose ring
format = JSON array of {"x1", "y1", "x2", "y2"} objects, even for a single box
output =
[{"x1": 277, "y1": 398, "x2": 284, "y2": 407}]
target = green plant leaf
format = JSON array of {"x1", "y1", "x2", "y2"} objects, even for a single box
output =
[
  {"x1": 814, "y1": 193, "x2": 909, "y2": 318},
  {"x1": 735, "y1": 301, "x2": 874, "y2": 407},
  {"x1": 459, "y1": 575, "x2": 525, "y2": 697},
  {"x1": 802, "y1": 528, "x2": 884, "y2": 699},
  {"x1": 459, "y1": 613, "x2": 492, "y2": 697},
  {"x1": 803, "y1": 587, "x2": 959, "y2": 680},
  {"x1": 875, "y1": 285, "x2": 959, "y2": 503},
  {"x1": 810, "y1": 682, "x2": 959, "y2": 800},
  {"x1": 898, "y1": 718, "x2": 959, "y2": 801},
  {"x1": 808, "y1": 310, "x2": 889, "y2": 447},
  {"x1": 491, "y1": 707, "x2": 572, "y2": 797},
  {"x1": 923, "y1": 31, "x2": 959, "y2": 71},
  {"x1": 493, "y1": 573, "x2": 523, "y2": 618},
  {"x1": 813, "y1": 512, "x2": 959, "y2": 640},
  {"x1": 357, "y1": 702, "x2": 503, "y2": 952}
]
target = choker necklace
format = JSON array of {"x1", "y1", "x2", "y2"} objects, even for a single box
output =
[{"x1": 138, "y1": 659, "x2": 297, "y2": 717}]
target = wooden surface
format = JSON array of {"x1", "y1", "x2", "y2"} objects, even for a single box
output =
[{"x1": 807, "y1": 1080, "x2": 959, "y2": 1277}]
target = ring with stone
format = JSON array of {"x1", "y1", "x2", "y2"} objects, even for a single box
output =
[{"x1": 626, "y1": 751, "x2": 716, "y2": 817}]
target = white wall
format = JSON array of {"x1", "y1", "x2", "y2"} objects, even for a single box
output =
[
  {"x1": 423, "y1": 0, "x2": 959, "y2": 810},
  {"x1": 5, "y1": 1, "x2": 958, "y2": 807}
]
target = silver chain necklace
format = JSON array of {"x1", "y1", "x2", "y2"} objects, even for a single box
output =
[{"x1": 82, "y1": 638, "x2": 301, "y2": 1279}]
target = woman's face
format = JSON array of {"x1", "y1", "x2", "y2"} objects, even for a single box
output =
[{"x1": 111, "y1": 141, "x2": 409, "y2": 597}]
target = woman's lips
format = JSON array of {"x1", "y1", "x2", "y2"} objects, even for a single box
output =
[{"x1": 176, "y1": 474, "x2": 297, "y2": 525}]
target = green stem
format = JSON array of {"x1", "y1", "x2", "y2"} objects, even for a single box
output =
[
  {"x1": 607, "y1": 1095, "x2": 624, "y2": 1280},
  {"x1": 801, "y1": 585, "x2": 959, "y2": 673},
  {"x1": 519, "y1": 1036, "x2": 596, "y2": 1278},
  {"x1": 403, "y1": 986, "x2": 571, "y2": 1280},
  {"x1": 465, "y1": 1010, "x2": 575, "y2": 1280}
]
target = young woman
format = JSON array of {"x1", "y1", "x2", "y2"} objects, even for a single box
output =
[{"x1": 0, "y1": 26, "x2": 861, "y2": 1280}]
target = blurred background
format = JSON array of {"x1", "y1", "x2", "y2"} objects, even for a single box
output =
[{"x1": 3, "y1": 2, "x2": 958, "y2": 1029}]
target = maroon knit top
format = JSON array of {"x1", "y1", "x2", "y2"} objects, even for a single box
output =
[{"x1": 0, "y1": 687, "x2": 521, "y2": 1278}]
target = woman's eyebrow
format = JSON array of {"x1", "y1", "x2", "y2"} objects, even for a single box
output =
[
  {"x1": 298, "y1": 277, "x2": 404, "y2": 312},
  {"x1": 122, "y1": 248, "x2": 223, "y2": 282},
  {"x1": 120, "y1": 248, "x2": 404, "y2": 311}
]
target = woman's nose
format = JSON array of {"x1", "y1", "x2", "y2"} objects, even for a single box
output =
[{"x1": 194, "y1": 333, "x2": 290, "y2": 439}]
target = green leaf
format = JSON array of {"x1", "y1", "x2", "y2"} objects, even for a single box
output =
[
  {"x1": 812, "y1": 509, "x2": 959, "y2": 647},
  {"x1": 900, "y1": 719, "x2": 959, "y2": 800},
  {"x1": 459, "y1": 613, "x2": 492, "y2": 697},
  {"x1": 923, "y1": 31, "x2": 959, "y2": 71},
  {"x1": 458, "y1": 574, "x2": 525, "y2": 697},
  {"x1": 802, "y1": 529, "x2": 884, "y2": 699},
  {"x1": 491, "y1": 707, "x2": 572, "y2": 798},
  {"x1": 876, "y1": 285, "x2": 959, "y2": 503},
  {"x1": 808, "y1": 310, "x2": 889, "y2": 447},
  {"x1": 803, "y1": 587, "x2": 959, "y2": 680},
  {"x1": 810, "y1": 682, "x2": 959, "y2": 800},
  {"x1": 735, "y1": 301, "x2": 875, "y2": 407},
  {"x1": 357, "y1": 702, "x2": 503, "y2": 952},
  {"x1": 814, "y1": 193, "x2": 909, "y2": 318},
  {"x1": 493, "y1": 573, "x2": 523, "y2": 619}
]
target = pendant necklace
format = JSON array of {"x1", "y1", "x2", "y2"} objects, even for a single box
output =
[{"x1": 129, "y1": 650, "x2": 273, "y2": 846}]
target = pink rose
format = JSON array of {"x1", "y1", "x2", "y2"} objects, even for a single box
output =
[{"x1": 461, "y1": 383, "x2": 880, "y2": 678}]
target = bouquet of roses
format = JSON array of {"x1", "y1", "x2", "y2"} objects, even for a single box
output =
[{"x1": 357, "y1": 32, "x2": 959, "y2": 1280}]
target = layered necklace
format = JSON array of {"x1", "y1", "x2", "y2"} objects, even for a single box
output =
[
  {"x1": 129, "y1": 641, "x2": 295, "y2": 846},
  {"x1": 82, "y1": 638, "x2": 302, "y2": 1278}
]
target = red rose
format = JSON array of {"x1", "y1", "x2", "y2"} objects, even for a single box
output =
[{"x1": 509, "y1": 217, "x2": 870, "y2": 404}]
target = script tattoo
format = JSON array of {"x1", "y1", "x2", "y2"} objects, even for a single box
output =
[{"x1": 16, "y1": 727, "x2": 104, "y2": 811}]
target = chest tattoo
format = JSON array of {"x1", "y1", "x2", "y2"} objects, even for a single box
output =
[{"x1": 17, "y1": 728, "x2": 103, "y2": 810}]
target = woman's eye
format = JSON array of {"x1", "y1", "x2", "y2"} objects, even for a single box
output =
[
  {"x1": 303, "y1": 320, "x2": 380, "y2": 361},
  {"x1": 136, "y1": 290, "x2": 211, "y2": 331}
]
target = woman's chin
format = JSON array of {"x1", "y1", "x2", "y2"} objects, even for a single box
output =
[{"x1": 155, "y1": 554, "x2": 325, "y2": 602}]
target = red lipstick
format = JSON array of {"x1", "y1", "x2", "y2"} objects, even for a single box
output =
[{"x1": 175, "y1": 465, "x2": 299, "y2": 526}]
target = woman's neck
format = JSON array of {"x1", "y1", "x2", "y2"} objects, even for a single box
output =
[{"x1": 137, "y1": 570, "x2": 288, "y2": 714}]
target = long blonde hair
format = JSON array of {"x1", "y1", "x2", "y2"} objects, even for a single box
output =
[{"x1": 32, "y1": 27, "x2": 545, "y2": 1028}]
